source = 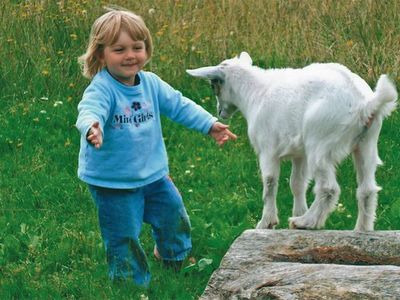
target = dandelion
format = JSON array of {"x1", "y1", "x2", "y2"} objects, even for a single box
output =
[
  {"x1": 40, "y1": 110, "x2": 47, "y2": 114},
  {"x1": 70, "y1": 33, "x2": 78, "y2": 40},
  {"x1": 41, "y1": 70, "x2": 49, "y2": 76},
  {"x1": 148, "y1": 8, "x2": 156, "y2": 15},
  {"x1": 65, "y1": 139, "x2": 71, "y2": 147},
  {"x1": 69, "y1": 83, "x2": 75, "y2": 88},
  {"x1": 188, "y1": 189, "x2": 193, "y2": 193},
  {"x1": 346, "y1": 214, "x2": 352, "y2": 218},
  {"x1": 346, "y1": 40, "x2": 354, "y2": 47},
  {"x1": 185, "y1": 170, "x2": 191, "y2": 174},
  {"x1": 156, "y1": 24, "x2": 168, "y2": 37}
]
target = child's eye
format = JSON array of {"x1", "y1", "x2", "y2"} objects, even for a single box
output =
[{"x1": 114, "y1": 48, "x2": 124, "y2": 52}]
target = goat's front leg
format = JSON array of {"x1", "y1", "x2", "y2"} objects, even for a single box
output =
[
  {"x1": 256, "y1": 154, "x2": 280, "y2": 229},
  {"x1": 290, "y1": 157, "x2": 309, "y2": 217}
]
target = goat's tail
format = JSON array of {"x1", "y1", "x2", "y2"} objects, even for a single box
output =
[{"x1": 361, "y1": 75, "x2": 397, "y2": 122}]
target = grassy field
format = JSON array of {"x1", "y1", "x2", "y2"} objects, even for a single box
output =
[{"x1": 1, "y1": 0, "x2": 399, "y2": 299}]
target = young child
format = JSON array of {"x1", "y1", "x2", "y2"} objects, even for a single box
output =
[{"x1": 76, "y1": 9, "x2": 236, "y2": 287}]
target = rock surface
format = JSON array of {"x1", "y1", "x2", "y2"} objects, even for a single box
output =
[{"x1": 200, "y1": 230, "x2": 400, "y2": 299}]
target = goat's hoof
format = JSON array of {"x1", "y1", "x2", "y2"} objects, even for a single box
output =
[
  {"x1": 256, "y1": 220, "x2": 278, "y2": 229},
  {"x1": 289, "y1": 217, "x2": 315, "y2": 230}
]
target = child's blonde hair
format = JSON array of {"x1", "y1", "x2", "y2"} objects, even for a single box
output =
[{"x1": 79, "y1": 9, "x2": 153, "y2": 79}]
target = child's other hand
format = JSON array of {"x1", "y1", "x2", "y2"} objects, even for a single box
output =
[
  {"x1": 87, "y1": 121, "x2": 103, "y2": 149},
  {"x1": 209, "y1": 122, "x2": 237, "y2": 146}
]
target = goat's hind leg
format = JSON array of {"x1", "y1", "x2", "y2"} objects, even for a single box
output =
[
  {"x1": 290, "y1": 157, "x2": 309, "y2": 217},
  {"x1": 290, "y1": 164, "x2": 340, "y2": 229},
  {"x1": 353, "y1": 126, "x2": 382, "y2": 231},
  {"x1": 256, "y1": 154, "x2": 280, "y2": 229}
]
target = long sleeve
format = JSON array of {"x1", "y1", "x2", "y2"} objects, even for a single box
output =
[
  {"x1": 76, "y1": 81, "x2": 114, "y2": 138},
  {"x1": 155, "y1": 75, "x2": 217, "y2": 134}
]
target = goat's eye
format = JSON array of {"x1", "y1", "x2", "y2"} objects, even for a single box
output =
[
  {"x1": 211, "y1": 79, "x2": 224, "y2": 85},
  {"x1": 211, "y1": 79, "x2": 223, "y2": 95}
]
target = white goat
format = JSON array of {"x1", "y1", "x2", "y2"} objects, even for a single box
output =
[{"x1": 187, "y1": 52, "x2": 397, "y2": 231}]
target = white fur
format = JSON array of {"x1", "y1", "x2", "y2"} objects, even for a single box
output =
[{"x1": 187, "y1": 52, "x2": 397, "y2": 231}]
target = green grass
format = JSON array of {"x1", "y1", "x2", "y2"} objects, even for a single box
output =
[{"x1": 1, "y1": 0, "x2": 400, "y2": 299}]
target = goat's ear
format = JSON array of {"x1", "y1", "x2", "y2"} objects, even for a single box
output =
[
  {"x1": 186, "y1": 66, "x2": 224, "y2": 80},
  {"x1": 239, "y1": 52, "x2": 252, "y2": 65}
]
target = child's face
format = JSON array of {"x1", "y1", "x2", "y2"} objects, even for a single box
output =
[{"x1": 100, "y1": 30, "x2": 148, "y2": 85}]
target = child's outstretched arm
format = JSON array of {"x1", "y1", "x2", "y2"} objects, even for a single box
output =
[
  {"x1": 209, "y1": 122, "x2": 237, "y2": 146},
  {"x1": 87, "y1": 121, "x2": 103, "y2": 149}
]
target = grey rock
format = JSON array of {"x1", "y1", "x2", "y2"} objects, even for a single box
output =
[{"x1": 201, "y1": 230, "x2": 400, "y2": 299}]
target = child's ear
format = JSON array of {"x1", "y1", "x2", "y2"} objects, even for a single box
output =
[{"x1": 95, "y1": 48, "x2": 104, "y2": 63}]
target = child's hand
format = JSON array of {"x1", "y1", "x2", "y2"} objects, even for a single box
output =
[
  {"x1": 209, "y1": 122, "x2": 237, "y2": 146},
  {"x1": 87, "y1": 121, "x2": 103, "y2": 149}
]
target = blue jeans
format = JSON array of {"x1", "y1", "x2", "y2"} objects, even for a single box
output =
[{"x1": 88, "y1": 176, "x2": 192, "y2": 287}]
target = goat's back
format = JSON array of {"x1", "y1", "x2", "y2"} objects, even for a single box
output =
[{"x1": 238, "y1": 63, "x2": 383, "y2": 164}]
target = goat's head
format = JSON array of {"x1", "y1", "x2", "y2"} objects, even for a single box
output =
[{"x1": 187, "y1": 52, "x2": 253, "y2": 119}]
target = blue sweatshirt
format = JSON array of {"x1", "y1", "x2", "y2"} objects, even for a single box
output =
[{"x1": 76, "y1": 69, "x2": 217, "y2": 188}]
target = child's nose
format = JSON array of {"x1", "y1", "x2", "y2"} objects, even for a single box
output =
[{"x1": 125, "y1": 49, "x2": 136, "y2": 59}]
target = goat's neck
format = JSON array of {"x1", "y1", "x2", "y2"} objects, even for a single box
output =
[{"x1": 228, "y1": 65, "x2": 270, "y2": 119}]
